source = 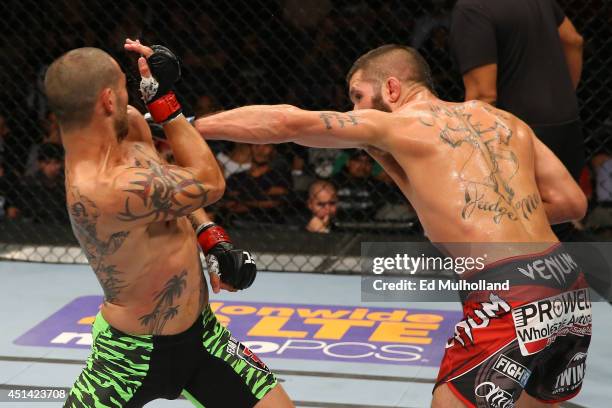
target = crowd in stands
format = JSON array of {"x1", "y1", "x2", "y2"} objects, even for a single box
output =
[{"x1": 0, "y1": 0, "x2": 610, "y2": 236}]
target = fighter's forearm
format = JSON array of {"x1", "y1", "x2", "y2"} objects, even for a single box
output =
[
  {"x1": 163, "y1": 115, "x2": 225, "y2": 199},
  {"x1": 194, "y1": 105, "x2": 295, "y2": 144},
  {"x1": 188, "y1": 208, "x2": 212, "y2": 231}
]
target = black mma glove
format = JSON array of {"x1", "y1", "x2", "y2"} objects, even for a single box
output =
[
  {"x1": 196, "y1": 223, "x2": 257, "y2": 290},
  {"x1": 139, "y1": 45, "x2": 182, "y2": 124}
]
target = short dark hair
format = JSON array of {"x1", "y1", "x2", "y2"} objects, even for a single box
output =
[
  {"x1": 346, "y1": 44, "x2": 434, "y2": 91},
  {"x1": 44, "y1": 47, "x2": 120, "y2": 131}
]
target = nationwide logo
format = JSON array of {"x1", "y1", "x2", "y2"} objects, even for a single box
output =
[
  {"x1": 493, "y1": 355, "x2": 532, "y2": 387},
  {"x1": 512, "y1": 289, "x2": 591, "y2": 356},
  {"x1": 446, "y1": 293, "x2": 511, "y2": 348},
  {"x1": 14, "y1": 297, "x2": 460, "y2": 367},
  {"x1": 516, "y1": 252, "x2": 578, "y2": 286},
  {"x1": 553, "y1": 352, "x2": 587, "y2": 395},
  {"x1": 474, "y1": 381, "x2": 515, "y2": 408}
]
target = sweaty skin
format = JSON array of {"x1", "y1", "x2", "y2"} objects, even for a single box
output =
[
  {"x1": 66, "y1": 105, "x2": 216, "y2": 336},
  {"x1": 195, "y1": 73, "x2": 586, "y2": 261}
]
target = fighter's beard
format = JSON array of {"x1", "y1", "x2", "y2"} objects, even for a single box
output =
[
  {"x1": 114, "y1": 112, "x2": 129, "y2": 141},
  {"x1": 371, "y1": 92, "x2": 392, "y2": 113}
]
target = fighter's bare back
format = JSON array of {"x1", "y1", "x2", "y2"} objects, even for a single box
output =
[{"x1": 368, "y1": 99, "x2": 558, "y2": 244}]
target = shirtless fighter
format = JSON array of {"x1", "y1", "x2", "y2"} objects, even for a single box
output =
[
  {"x1": 194, "y1": 45, "x2": 592, "y2": 408},
  {"x1": 45, "y1": 43, "x2": 293, "y2": 407}
]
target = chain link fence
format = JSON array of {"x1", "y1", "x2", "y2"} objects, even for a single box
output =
[{"x1": 0, "y1": 0, "x2": 611, "y2": 271}]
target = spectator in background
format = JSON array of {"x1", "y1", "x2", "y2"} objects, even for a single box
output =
[
  {"x1": 0, "y1": 112, "x2": 33, "y2": 177},
  {"x1": 223, "y1": 144, "x2": 291, "y2": 223},
  {"x1": 0, "y1": 163, "x2": 19, "y2": 221},
  {"x1": 585, "y1": 153, "x2": 612, "y2": 233},
  {"x1": 450, "y1": 0, "x2": 585, "y2": 240},
  {"x1": 217, "y1": 142, "x2": 252, "y2": 178},
  {"x1": 0, "y1": 114, "x2": 10, "y2": 163},
  {"x1": 308, "y1": 148, "x2": 343, "y2": 179},
  {"x1": 418, "y1": 26, "x2": 462, "y2": 102},
  {"x1": 17, "y1": 143, "x2": 67, "y2": 223},
  {"x1": 585, "y1": 119, "x2": 612, "y2": 233},
  {"x1": 374, "y1": 170, "x2": 416, "y2": 222},
  {"x1": 411, "y1": 0, "x2": 452, "y2": 50},
  {"x1": 306, "y1": 180, "x2": 337, "y2": 233},
  {"x1": 331, "y1": 150, "x2": 388, "y2": 223},
  {"x1": 194, "y1": 95, "x2": 220, "y2": 117},
  {"x1": 283, "y1": 0, "x2": 332, "y2": 31},
  {"x1": 25, "y1": 111, "x2": 61, "y2": 177}
]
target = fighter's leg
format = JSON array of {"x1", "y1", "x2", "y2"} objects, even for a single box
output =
[
  {"x1": 254, "y1": 384, "x2": 294, "y2": 408},
  {"x1": 182, "y1": 306, "x2": 292, "y2": 407},
  {"x1": 431, "y1": 384, "x2": 468, "y2": 408},
  {"x1": 64, "y1": 313, "x2": 156, "y2": 408}
]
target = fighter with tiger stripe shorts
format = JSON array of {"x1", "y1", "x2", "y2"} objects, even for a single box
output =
[
  {"x1": 434, "y1": 244, "x2": 592, "y2": 407},
  {"x1": 64, "y1": 305, "x2": 277, "y2": 407}
]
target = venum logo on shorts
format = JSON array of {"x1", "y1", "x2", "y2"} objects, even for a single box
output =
[
  {"x1": 474, "y1": 382, "x2": 515, "y2": 408},
  {"x1": 446, "y1": 293, "x2": 511, "y2": 348},
  {"x1": 552, "y1": 352, "x2": 587, "y2": 395},
  {"x1": 226, "y1": 336, "x2": 271, "y2": 374},
  {"x1": 512, "y1": 289, "x2": 592, "y2": 356},
  {"x1": 516, "y1": 252, "x2": 577, "y2": 285},
  {"x1": 493, "y1": 355, "x2": 532, "y2": 387}
]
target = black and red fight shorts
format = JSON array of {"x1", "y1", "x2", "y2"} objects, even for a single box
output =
[{"x1": 435, "y1": 243, "x2": 592, "y2": 407}]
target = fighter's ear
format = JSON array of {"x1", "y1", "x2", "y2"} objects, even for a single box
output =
[
  {"x1": 100, "y1": 88, "x2": 114, "y2": 116},
  {"x1": 385, "y1": 77, "x2": 402, "y2": 103}
]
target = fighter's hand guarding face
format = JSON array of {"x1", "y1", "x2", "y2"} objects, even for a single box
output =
[{"x1": 124, "y1": 38, "x2": 183, "y2": 124}]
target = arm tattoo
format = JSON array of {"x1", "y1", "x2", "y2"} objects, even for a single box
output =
[
  {"x1": 319, "y1": 112, "x2": 360, "y2": 130},
  {"x1": 117, "y1": 160, "x2": 209, "y2": 222},
  {"x1": 187, "y1": 213, "x2": 200, "y2": 231},
  {"x1": 139, "y1": 270, "x2": 188, "y2": 334},
  {"x1": 421, "y1": 103, "x2": 540, "y2": 223},
  {"x1": 69, "y1": 188, "x2": 129, "y2": 302}
]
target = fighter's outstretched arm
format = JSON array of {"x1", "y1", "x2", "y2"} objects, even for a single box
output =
[{"x1": 194, "y1": 105, "x2": 392, "y2": 150}]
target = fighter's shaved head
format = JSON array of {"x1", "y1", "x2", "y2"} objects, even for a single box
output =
[
  {"x1": 346, "y1": 44, "x2": 434, "y2": 91},
  {"x1": 44, "y1": 47, "x2": 122, "y2": 131}
]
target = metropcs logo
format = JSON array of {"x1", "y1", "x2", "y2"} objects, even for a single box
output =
[
  {"x1": 493, "y1": 355, "x2": 532, "y2": 387},
  {"x1": 512, "y1": 288, "x2": 591, "y2": 356},
  {"x1": 14, "y1": 296, "x2": 460, "y2": 367},
  {"x1": 553, "y1": 352, "x2": 587, "y2": 395}
]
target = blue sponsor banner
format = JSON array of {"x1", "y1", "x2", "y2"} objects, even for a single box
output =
[{"x1": 14, "y1": 296, "x2": 460, "y2": 366}]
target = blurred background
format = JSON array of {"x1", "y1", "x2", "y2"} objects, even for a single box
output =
[{"x1": 0, "y1": 0, "x2": 611, "y2": 272}]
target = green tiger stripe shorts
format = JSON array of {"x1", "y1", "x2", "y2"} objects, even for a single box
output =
[{"x1": 64, "y1": 305, "x2": 278, "y2": 407}]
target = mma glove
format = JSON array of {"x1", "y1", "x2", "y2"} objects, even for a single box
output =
[
  {"x1": 196, "y1": 222, "x2": 257, "y2": 290},
  {"x1": 139, "y1": 45, "x2": 182, "y2": 124}
]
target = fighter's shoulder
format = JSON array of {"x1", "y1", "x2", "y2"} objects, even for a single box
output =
[
  {"x1": 126, "y1": 105, "x2": 154, "y2": 143},
  {"x1": 66, "y1": 178, "x2": 120, "y2": 221}
]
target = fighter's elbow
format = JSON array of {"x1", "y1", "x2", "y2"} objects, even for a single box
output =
[
  {"x1": 550, "y1": 189, "x2": 587, "y2": 222},
  {"x1": 567, "y1": 190, "x2": 588, "y2": 221},
  {"x1": 563, "y1": 32, "x2": 584, "y2": 49},
  {"x1": 195, "y1": 164, "x2": 225, "y2": 205},
  {"x1": 205, "y1": 177, "x2": 226, "y2": 206}
]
